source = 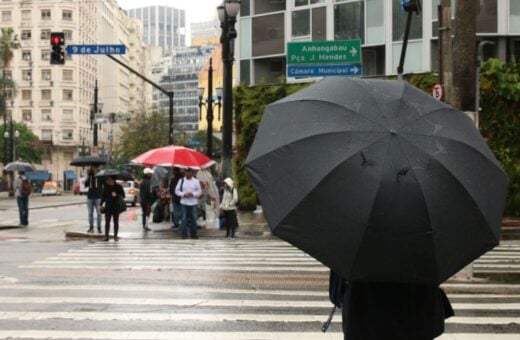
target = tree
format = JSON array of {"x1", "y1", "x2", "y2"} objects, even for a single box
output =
[
  {"x1": 113, "y1": 111, "x2": 169, "y2": 164},
  {"x1": 0, "y1": 122, "x2": 42, "y2": 164}
]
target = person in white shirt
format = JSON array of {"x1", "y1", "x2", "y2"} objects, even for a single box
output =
[
  {"x1": 175, "y1": 167, "x2": 202, "y2": 239},
  {"x1": 220, "y1": 178, "x2": 239, "y2": 239}
]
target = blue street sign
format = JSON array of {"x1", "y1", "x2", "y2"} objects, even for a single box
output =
[
  {"x1": 188, "y1": 139, "x2": 201, "y2": 146},
  {"x1": 66, "y1": 45, "x2": 126, "y2": 55},
  {"x1": 287, "y1": 64, "x2": 363, "y2": 78}
]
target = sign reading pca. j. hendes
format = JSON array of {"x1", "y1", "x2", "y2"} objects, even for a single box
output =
[{"x1": 287, "y1": 40, "x2": 362, "y2": 65}]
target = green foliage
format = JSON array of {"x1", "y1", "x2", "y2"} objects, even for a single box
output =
[
  {"x1": 0, "y1": 122, "x2": 42, "y2": 164},
  {"x1": 113, "y1": 111, "x2": 170, "y2": 164},
  {"x1": 233, "y1": 78, "x2": 310, "y2": 210},
  {"x1": 479, "y1": 59, "x2": 520, "y2": 216},
  {"x1": 408, "y1": 72, "x2": 439, "y2": 93}
]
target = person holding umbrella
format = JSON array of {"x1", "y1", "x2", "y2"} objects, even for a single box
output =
[
  {"x1": 175, "y1": 167, "x2": 201, "y2": 239},
  {"x1": 13, "y1": 170, "x2": 30, "y2": 226},
  {"x1": 100, "y1": 175, "x2": 125, "y2": 241},
  {"x1": 85, "y1": 165, "x2": 103, "y2": 233},
  {"x1": 139, "y1": 168, "x2": 154, "y2": 231}
]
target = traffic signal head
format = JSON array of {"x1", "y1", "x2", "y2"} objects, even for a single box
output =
[
  {"x1": 403, "y1": 0, "x2": 421, "y2": 13},
  {"x1": 50, "y1": 32, "x2": 65, "y2": 65}
]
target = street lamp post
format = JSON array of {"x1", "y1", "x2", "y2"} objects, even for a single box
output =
[
  {"x1": 198, "y1": 58, "x2": 223, "y2": 158},
  {"x1": 89, "y1": 80, "x2": 104, "y2": 148},
  {"x1": 217, "y1": 0, "x2": 240, "y2": 178},
  {"x1": 3, "y1": 120, "x2": 18, "y2": 162}
]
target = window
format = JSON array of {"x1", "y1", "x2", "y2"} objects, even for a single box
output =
[
  {"x1": 5, "y1": 89, "x2": 12, "y2": 100},
  {"x1": 41, "y1": 30, "x2": 51, "y2": 40},
  {"x1": 335, "y1": 1, "x2": 365, "y2": 43},
  {"x1": 63, "y1": 89, "x2": 73, "y2": 101},
  {"x1": 62, "y1": 10, "x2": 72, "y2": 21},
  {"x1": 21, "y1": 10, "x2": 31, "y2": 21},
  {"x1": 295, "y1": 0, "x2": 324, "y2": 6},
  {"x1": 392, "y1": 0, "x2": 422, "y2": 41},
  {"x1": 41, "y1": 69, "x2": 51, "y2": 81},
  {"x1": 41, "y1": 109, "x2": 52, "y2": 122},
  {"x1": 1, "y1": 10, "x2": 11, "y2": 22},
  {"x1": 64, "y1": 30, "x2": 72, "y2": 42},
  {"x1": 252, "y1": 13, "x2": 285, "y2": 56},
  {"x1": 41, "y1": 9, "x2": 51, "y2": 20},
  {"x1": 477, "y1": 0, "x2": 497, "y2": 33},
  {"x1": 292, "y1": 10, "x2": 310, "y2": 37},
  {"x1": 41, "y1": 50, "x2": 50, "y2": 60},
  {"x1": 511, "y1": 0, "x2": 520, "y2": 33},
  {"x1": 366, "y1": 0, "x2": 384, "y2": 44},
  {"x1": 3, "y1": 70, "x2": 11, "y2": 80},
  {"x1": 41, "y1": 89, "x2": 51, "y2": 100},
  {"x1": 22, "y1": 69, "x2": 32, "y2": 81},
  {"x1": 41, "y1": 129, "x2": 52, "y2": 140},
  {"x1": 63, "y1": 109, "x2": 73, "y2": 121},
  {"x1": 62, "y1": 69, "x2": 73, "y2": 81},
  {"x1": 22, "y1": 51, "x2": 31, "y2": 61},
  {"x1": 21, "y1": 30, "x2": 31, "y2": 40},
  {"x1": 63, "y1": 129, "x2": 73, "y2": 140},
  {"x1": 255, "y1": 0, "x2": 285, "y2": 14},
  {"x1": 22, "y1": 90, "x2": 32, "y2": 100},
  {"x1": 312, "y1": 6, "x2": 326, "y2": 41},
  {"x1": 22, "y1": 110, "x2": 32, "y2": 122}
]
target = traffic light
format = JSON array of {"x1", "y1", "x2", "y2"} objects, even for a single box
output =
[{"x1": 50, "y1": 32, "x2": 65, "y2": 65}]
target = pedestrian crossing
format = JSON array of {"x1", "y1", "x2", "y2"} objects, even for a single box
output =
[
  {"x1": 0, "y1": 218, "x2": 85, "y2": 229},
  {"x1": 0, "y1": 240, "x2": 518, "y2": 339}
]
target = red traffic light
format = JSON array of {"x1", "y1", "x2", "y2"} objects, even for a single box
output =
[{"x1": 51, "y1": 36, "x2": 61, "y2": 45}]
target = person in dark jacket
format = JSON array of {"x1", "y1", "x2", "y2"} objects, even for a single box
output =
[
  {"x1": 100, "y1": 176, "x2": 125, "y2": 241},
  {"x1": 168, "y1": 167, "x2": 183, "y2": 229},
  {"x1": 139, "y1": 168, "x2": 154, "y2": 231},
  {"x1": 85, "y1": 165, "x2": 103, "y2": 233},
  {"x1": 341, "y1": 281, "x2": 454, "y2": 340}
]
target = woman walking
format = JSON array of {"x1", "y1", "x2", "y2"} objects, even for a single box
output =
[
  {"x1": 100, "y1": 176, "x2": 125, "y2": 241},
  {"x1": 220, "y1": 178, "x2": 238, "y2": 239}
]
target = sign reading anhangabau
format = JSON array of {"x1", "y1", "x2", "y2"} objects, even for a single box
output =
[
  {"x1": 66, "y1": 44, "x2": 126, "y2": 55},
  {"x1": 287, "y1": 40, "x2": 362, "y2": 78}
]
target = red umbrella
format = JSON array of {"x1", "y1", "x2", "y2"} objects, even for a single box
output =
[{"x1": 131, "y1": 145, "x2": 215, "y2": 170}]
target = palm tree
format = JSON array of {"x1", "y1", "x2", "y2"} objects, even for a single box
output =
[{"x1": 0, "y1": 27, "x2": 19, "y2": 165}]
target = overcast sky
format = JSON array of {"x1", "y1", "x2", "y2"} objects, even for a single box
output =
[{"x1": 117, "y1": 0, "x2": 223, "y2": 23}]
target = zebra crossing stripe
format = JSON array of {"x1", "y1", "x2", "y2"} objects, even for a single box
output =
[{"x1": 19, "y1": 264, "x2": 328, "y2": 271}]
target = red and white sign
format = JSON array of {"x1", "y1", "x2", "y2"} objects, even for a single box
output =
[{"x1": 432, "y1": 83, "x2": 443, "y2": 100}]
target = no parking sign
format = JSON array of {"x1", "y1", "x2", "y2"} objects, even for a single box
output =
[{"x1": 432, "y1": 83, "x2": 443, "y2": 100}]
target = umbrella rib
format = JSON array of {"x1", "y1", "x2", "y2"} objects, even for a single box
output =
[{"x1": 395, "y1": 107, "x2": 451, "y2": 132}]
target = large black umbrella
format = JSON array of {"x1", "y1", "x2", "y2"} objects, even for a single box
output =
[
  {"x1": 4, "y1": 161, "x2": 36, "y2": 172},
  {"x1": 70, "y1": 156, "x2": 106, "y2": 167},
  {"x1": 246, "y1": 77, "x2": 509, "y2": 284},
  {"x1": 95, "y1": 169, "x2": 134, "y2": 181}
]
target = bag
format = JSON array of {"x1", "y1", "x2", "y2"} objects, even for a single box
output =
[
  {"x1": 153, "y1": 201, "x2": 164, "y2": 223},
  {"x1": 118, "y1": 196, "x2": 127, "y2": 213},
  {"x1": 174, "y1": 178, "x2": 184, "y2": 204},
  {"x1": 322, "y1": 270, "x2": 347, "y2": 333},
  {"x1": 99, "y1": 205, "x2": 106, "y2": 214},
  {"x1": 21, "y1": 178, "x2": 32, "y2": 196}
]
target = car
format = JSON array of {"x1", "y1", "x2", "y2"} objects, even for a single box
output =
[
  {"x1": 79, "y1": 177, "x2": 88, "y2": 195},
  {"x1": 122, "y1": 181, "x2": 140, "y2": 206},
  {"x1": 41, "y1": 181, "x2": 62, "y2": 196}
]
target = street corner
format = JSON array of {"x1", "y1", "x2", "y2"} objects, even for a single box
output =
[{"x1": 64, "y1": 228, "x2": 106, "y2": 240}]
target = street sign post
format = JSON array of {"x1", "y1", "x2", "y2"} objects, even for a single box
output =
[
  {"x1": 66, "y1": 45, "x2": 126, "y2": 55},
  {"x1": 287, "y1": 40, "x2": 362, "y2": 78}
]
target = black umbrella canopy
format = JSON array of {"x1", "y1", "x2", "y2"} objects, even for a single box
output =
[
  {"x1": 4, "y1": 161, "x2": 36, "y2": 173},
  {"x1": 70, "y1": 156, "x2": 106, "y2": 167},
  {"x1": 95, "y1": 169, "x2": 134, "y2": 181},
  {"x1": 246, "y1": 77, "x2": 509, "y2": 284}
]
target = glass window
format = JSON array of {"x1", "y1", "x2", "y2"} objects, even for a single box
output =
[
  {"x1": 295, "y1": 0, "x2": 307, "y2": 6},
  {"x1": 21, "y1": 10, "x2": 31, "y2": 21},
  {"x1": 2, "y1": 11, "x2": 11, "y2": 22},
  {"x1": 240, "y1": 18, "x2": 252, "y2": 59},
  {"x1": 22, "y1": 90, "x2": 32, "y2": 100},
  {"x1": 22, "y1": 69, "x2": 32, "y2": 81},
  {"x1": 41, "y1": 69, "x2": 51, "y2": 81},
  {"x1": 366, "y1": 0, "x2": 384, "y2": 44},
  {"x1": 63, "y1": 89, "x2": 73, "y2": 101},
  {"x1": 241, "y1": 0, "x2": 250, "y2": 16},
  {"x1": 42, "y1": 129, "x2": 52, "y2": 140},
  {"x1": 511, "y1": 0, "x2": 520, "y2": 33},
  {"x1": 312, "y1": 7, "x2": 326, "y2": 41},
  {"x1": 62, "y1": 10, "x2": 72, "y2": 21},
  {"x1": 63, "y1": 109, "x2": 73, "y2": 121},
  {"x1": 22, "y1": 110, "x2": 32, "y2": 121},
  {"x1": 392, "y1": 0, "x2": 423, "y2": 41},
  {"x1": 22, "y1": 51, "x2": 31, "y2": 61},
  {"x1": 240, "y1": 59, "x2": 251, "y2": 85},
  {"x1": 334, "y1": 1, "x2": 364, "y2": 43},
  {"x1": 3, "y1": 70, "x2": 11, "y2": 80},
  {"x1": 41, "y1": 89, "x2": 51, "y2": 100},
  {"x1": 21, "y1": 30, "x2": 31, "y2": 40},
  {"x1": 477, "y1": 0, "x2": 497, "y2": 33},
  {"x1": 252, "y1": 13, "x2": 285, "y2": 57},
  {"x1": 292, "y1": 10, "x2": 310, "y2": 37},
  {"x1": 392, "y1": 41, "x2": 423, "y2": 73},
  {"x1": 63, "y1": 70, "x2": 73, "y2": 81},
  {"x1": 41, "y1": 30, "x2": 51, "y2": 40},
  {"x1": 64, "y1": 30, "x2": 73, "y2": 42},
  {"x1": 42, "y1": 110, "x2": 52, "y2": 122},
  {"x1": 41, "y1": 9, "x2": 51, "y2": 20},
  {"x1": 41, "y1": 50, "x2": 50, "y2": 60},
  {"x1": 63, "y1": 129, "x2": 73, "y2": 140},
  {"x1": 255, "y1": 0, "x2": 285, "y2": 15}
]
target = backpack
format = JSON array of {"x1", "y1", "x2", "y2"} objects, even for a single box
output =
[{"x1": 21, "y1": 178, "x2": 32, "y2": 196}]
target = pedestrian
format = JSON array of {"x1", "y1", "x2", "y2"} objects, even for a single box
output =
[
  {"x1": 341, "y1": 281, "x2": 454, "y2": 340},
  {"x1": 100, "y1": 176, "x2": 125, "y2": 241},
  {"x1": 220, "y1": 177, "x2": 239, "y2": 239},
  {"x1": 85, "y1": 165, "x2": 103, "y2": 233},
  {"x1": 175, "y1": 167, "x2": 201, "y2": 239},
  {"x1": 13, "y1": 170, "x2": 31, "y2": 226},
  {"x1": 168, "y1": 167, "x2": 183, "y2": 230},
  {"x1": 139, "y1": 168, "x2": 154, "y2": 231}
]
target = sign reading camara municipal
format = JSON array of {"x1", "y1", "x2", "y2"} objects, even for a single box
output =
[
  {"x1": 66, "y1": 44, "x2": 126, "y2": 55},
  {"x1": 287, "y1": 40, "x2": 362, "y2": 78}
]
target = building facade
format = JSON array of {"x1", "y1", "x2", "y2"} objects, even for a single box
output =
[
  {"x1": 126, "y1": 5, "x2": 186, "y2": 56},
  {"x1": 238, "y1": 0, "x2": 520, "y2": 85}
]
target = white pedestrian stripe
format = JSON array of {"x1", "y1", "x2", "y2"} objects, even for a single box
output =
[{"x1": 3, "y1": 239, "x2": 519, "y2": 340}]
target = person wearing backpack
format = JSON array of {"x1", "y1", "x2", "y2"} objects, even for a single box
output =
[
  {"x1": 220, "y1": 177, "x2": 239, "y2": 239},
  {"x1": 14, "y1": 170, "x2": 31, "y2": 226}
]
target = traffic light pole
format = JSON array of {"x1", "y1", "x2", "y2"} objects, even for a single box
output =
[
  {"x1": 105, "y1": 54, "x2": 174, "y2": 145},
  {"x1": 93, "y1": 80, "x2": 98, "y2": 147}
]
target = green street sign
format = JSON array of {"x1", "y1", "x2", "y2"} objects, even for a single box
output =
[{"x1": 287, "y1": 40, "x2": 362, "y2": 65}]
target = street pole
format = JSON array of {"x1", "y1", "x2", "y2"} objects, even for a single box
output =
[
  {"x1": 475, "y1": 41, "x2": 494, "y2": 128},
  {"x1": 396, "y1": 0, "x2": 421, "y2": 81},
  {"x1": 93, "y1": 80, "x2": 98, "y2": 147},
  {"x1": 168, "y1": 92, "x2": 174, "y2": 145},
  {"x1": 207, "y1": 58, "x2": 214, "y2": 158},
  {"x1": 9, "y1": 119, "x2": 13, "y2": 162},
  {"x1": 2, "y1": 68, "x2": 6, "y2": 166}
]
